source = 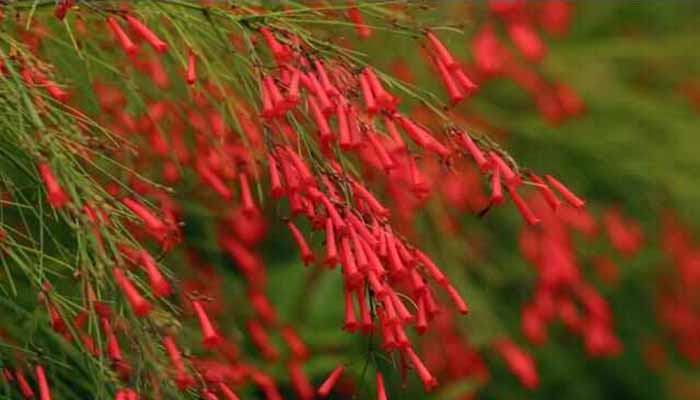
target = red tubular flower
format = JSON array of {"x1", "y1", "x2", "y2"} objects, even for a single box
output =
[
  {"x1": 113, "y1": 268, "x2": 152, "y2": 317},
  {"x1": 385, "y1": 231, "x2": 406, "y2": 277},
  {"x1": 388, "y1": 289, "x2": 413, "y2": 323},
  {"x1": 249, "y1": 290, "x2": 278, "y2": 324},
  {"x1": 352, "y1": 181, "x2": 390, "y2": 219},
  {"x1": 490, "y1": 167, "x2": 504, "y2": 205},
  {"x1": 47, "y1": 303, "x2": 66, "y2": 334},
  {"x1": 317, "y1": 364, "x2": 344, "y2": 397},
  {"x1": 196, "y1": 160, "x2": 232, "y2": 199},
  {"x1": 186, "y1": 50, "x2": 196, "y2": 85},
  {"x1": 348, "y1": 108, "x2": 363, "y2": 148},
  {"x1": 44, "y1": 80, "x2": 69, "y2": 103},
  {"x1": 324, "y1": 218, "x2": 338, "y2": 267},
  {"x1": 495, "y1": 340, "x2": 540, "y2": 389},
  {"x1": 299, "y1": 72, "x2": 317, "y2": 95},
  {"x1": 2, "y1": 368, "x2": 14, "y2": 382},
  {"x1": 415, "y1": 296, "x2": 428, "y2": 334},
  {"x1": 259, "y1": 27, "x2": 291, "y2": 62},
  {"x1": 220, "y1": 237, "x2": 267, "y2": 286},
  {"x1": 218, "y1": 383, "x2": 240, "y2": 400},
  {"x1": 139, "y1": 251, "x2": 171, "y2": 297},
  {"x1": 260, "y1": 78, "x2": 274, "y2": 119},
  {"x1": 248, "y1": 321, "x2": 279, "y2": 360},
  {"x1": 115, "y1": 390, "x2": 130, "y2": 400},
  {"x1": 284, "y1": 147, "x2": 316, "y2": 187},
  {"x1": 364, "y1": 67, "x2": 395, "y2": 109},
  {"x1": 343, "y1": 286, "x2": 358, "y2": 332},
  {"x1": 522, "y1": 305, "x2": 548, "y2": 345},
  {"x1": 281, "y1": 326, "x2": 309, "y2": 360},
  {"x1": 394, "y1": 115, "x2": 450, "y2": 157},
  {"x1": 377, "y1": 227, "x2": 388, "y2": 258},
  {"x1": 458, "y1": 132, "x2": 489, "y2": 172},
  {"x1": 239, "y1": 172, "x2": 258, "y2": 216},
  {"x1": 287, "y1": 220, "x2": 315, "y2": 266},
  {"x1": 426, "y1": 31, "x2": 458, "y2": 69},
  {"x1": 265, "y1": 76, "x2": 286, "y2": 115},
  {"x1": 454, "y1": 67, "x2": 478, "y2": 94},
  {"x1": 540, "y1": 0, "x2": 572, "y2": 36},
  {"x1": 507, "y1": 186, "x2": 541, "y2": 226},
  {"x1": 545, "y1": 174, "x2": 585, "y2": 208},
  {"x1": 267, "y1": 155, "x2": 284, "y2": 199},
  {"x1": 124, "y1": 389, "x2": 139, "y2": 400},
  {"x1": 340, "y1": 236, "x2": 362, "y2": 288},
  {"x1": 348, "y1": 213, "x2": 377, "y2": 247},
  {"x1": 347, "y1": 3, "x2": 372, "y2": 38},
  {"x1": 101, "y1": 317, "x2": 124, "y2": 364},
  {"x1": 308, "y1": 96, "x2": 333, "y2": 143},
  {"x1": 473, "y1": 24, "x2": 508, "y2": 76},
  {"x1": 366, "y1": 130, "x2": 396, "y2": 171},
  {"x1": 125, "y1": 15, "x2": 168, "y2": 53},
  {"x1": 122, "y1": 198, "x2": 167, "y2": 234},
  {"x1": 383, "y1": 116, "x2": 406, "y2": 153},
  {"x1": 529, "y1": 173, "x2": 561, "y2": 211},
  {"x1": 309, "y1": 73, "x2": 334, "y2": 114},
  {"x1": 376, "y1": 372, "x2": 388, "y2": 400},
  {"x1": 555, "y1": 84, "x2": 585, "y2": 117},
  {"x1": 507, "y1": 22, "x2": 546, "y2": 62},
  {"x1": 314, "y1": 60, "x2": 338, "y2": 97},
  {"x1": 414, "y1": 250, "x2": 447, "y2": 286},
  {"x1": 489, "y1": 152, "x2": 521, "y2": 186},
  {"x1": 434, "y1": 57, "x2": 464, "y2": 105},
  {"x1": 192, "y1": 300, "x2": 222, "y2": 348},
  {"x1": 359, "y1": 72, "x2": 378, "y2": 114},
  {"x1": 288, "y1": 361, "x2": 314, "y2": 400},
  {"x1": 201, "y1": 390, "x2": 217, "y2": 400},
  {"x1": 162, "y1": 335, "x2": 194, "y2": 390},
  {"x1": 54, "y1": 0, "x2": 73, "y2": 20},
  {"x1": 357, "y1": 287, "x2": 373, "y2": 332},
  {"x1": 445, "y1": 283, "x2": 469, "y2": 315},
  {"x1": 106, "y1": 17, "x2": 137, "y2": 56},
  {"x1": 405, "y1": 347, "x2": 438, "y2": 391},
  {"x1": 314, "y1": 191, "x2": 346, "y2": 232},
  {"x1": 286, "y1": 68, "x2": 302, "y2": 106},
  {"x1": 349, "y1": 226, "x2": 369, "y2": 271},
  {"x1": 38, "y1": 163, "x2": 69, "y2": 208},
  {"x1": 378, "y1": 313, "x2": 397, "y2": 349},
  {"x1": 15, "y1": 370, "x2": 34, "y2": 398},
  {"x1": 337, "y1": 103, "x2": 352, "y2": 150},
  {"x1": 35, "y1": 365, "x2": 51, "y2": 400}
]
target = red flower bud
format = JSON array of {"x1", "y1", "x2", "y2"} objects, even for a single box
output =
[
  {"x1": 38, "y1": 163, "x2": 69, "y2": 208},
  {"x1": 218, "y1": 383, "x2": 241, "y2": 400},
  {"x1": 376, "y1": 372, "x2": 388, "y2": 400},
  {"x1": 139, "y1": 251, "x2": 171, "y2": 297},
  {"x1": 106, "y1": 17, "x2": 137, "y2": 56},
  {"x1": 35, "y1": 365, "x2": 51, "y2": 400},
  {"x1": 426, "y1": 31, "x2": 458, "y2": 69},
  {"x1": 545, "y1": 174, "x2": 585, "y2": 209},
  {"x1": 186, "y1": 50, "x2": 196, "y2": 85},
  {"x1": 287, "y1": 220, "x2": 315, "y2": 266},
  {"x1": 507, "y1": 186, "x2": 541, "y2": 226},
  {"x1": 192, "y1": 300, "x2": 222, "y2": 348},
  {"x1": 113, "y1": 268, "x2": 152, "y2": 317},
  {"x1": 125, "y1": 15, "x2": 168, "y2": 53},
  {"x1": 317, "y1": 364, "x2": 344, "y2": 397}
]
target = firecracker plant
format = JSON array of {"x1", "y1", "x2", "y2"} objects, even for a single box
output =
[{"x1": 0, "y1": 1, "x2": 699, "y2": 399}]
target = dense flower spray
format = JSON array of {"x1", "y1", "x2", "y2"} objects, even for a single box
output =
[{"x1": 0, "y1": 1, "x2": 621, "y2": 399}]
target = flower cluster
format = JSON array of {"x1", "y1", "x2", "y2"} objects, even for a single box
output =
[{"x1": 0, "y1": 1, "x2": 597, "y2": 399}]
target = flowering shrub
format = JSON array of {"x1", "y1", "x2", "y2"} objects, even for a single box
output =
[{"x1": 0, "y1": 1, "x2": 698, "y2": 399}]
